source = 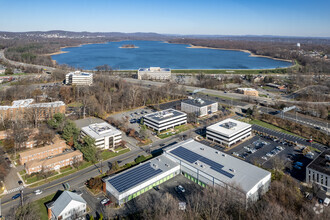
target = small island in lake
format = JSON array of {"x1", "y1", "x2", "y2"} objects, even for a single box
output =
[{"x1": 119, "y1": 44, "x2": 139, "y2": 48}]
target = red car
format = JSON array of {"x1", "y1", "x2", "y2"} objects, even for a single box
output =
[
  {"x1": 104, "y1": 200, "x2": 112, "y2": 206},
  {"x1": 306, "y1": 139, "x2": 313, "y2": 143}
]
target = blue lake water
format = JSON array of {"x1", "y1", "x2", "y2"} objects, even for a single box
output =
[{"x1": 51, "y1": 41, "x2": 292, "y2": 70}]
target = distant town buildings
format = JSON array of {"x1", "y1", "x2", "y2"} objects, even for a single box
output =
[
  {"x1": 306, "y1": 150, "x2": 330, "y2": 192},
  {"x1": 137, "y1": 67, "x2": 171, "y2": 80},
  {"x1": 46, "y1": 190, "x2": 87, "y2": 220},
  {"x1": 0, "y1": 99, "x2": 65, "y2": 121},
  {"x1": 65, "y1": 71, "x2": 93, "y2": 86},
  {"x1": 237, "y1": 88, "x2": 259, "y2": 97},
  {"x1": 81, "y1": 122, "x2": 122, "y2": 150},
  {"x1": 143, "y1": 109, "x2": 187, "y2": 132},
  {"x1": 103, "y1": 139, "x2": 271, "y2": 205},
  {"x1": 181, "y1": 98, "x2": 218, "y2": 117},
  {"x1": 25, "y1": 150, "x2": 83, "y2": 175},
  {"x1": 19, "y1": 137, "x2": 67, "y2": 164},
  {"x1": 206, "y1": 118, "x2": 252, "y2": 147}
]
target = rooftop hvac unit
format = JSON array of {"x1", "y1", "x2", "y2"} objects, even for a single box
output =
[
  {"x1": 229, "y1": 168, "x2": 235, "y2": 173},
  {"x1": 215, "y1": 151, "x2": 219, "y2": 154},
  {"x1": 152, "y1": 163, "x2": 158, "y2": 169},
  {"x1": 222, "y1": 154, "x2": 226, "y2": 157},
  {"x1": 200, "y1": 148, "x2": 204, "y2": 151},
  {"x1": 165, "y1": 163, "x2": 170, "y2": 167},
  {"x1": 157, "y1": 158, "x2": 161, "y2": 161}
]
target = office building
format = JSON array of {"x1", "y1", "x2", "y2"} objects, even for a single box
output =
[
  {"x1": 143, "y1": 109, "x2": 187, "y2": 132},
  {"x1": 65, "y1": 71, "x2": 93, "y2": 86},
  {"x1": 237, "y1": 88, "x2": 259, "y2": 97},
  {"x1": 103, "y1": 139, "x2": 271, "y2": 205},
  {"x1": 46, "y1": 191, "x2": 87, "y2": 220},
  {"x1": 181, "y1": 98, "x2": 218, "y2": 117},
  {"x1": 206, "y1": 118, "x2": 252, "y2": 147},
  {"x1": 137, "y1": 67, "x2": 171, "y2": 80},
  {"x1": 25, "y1": 150, "x2": 83, "y2": 175},
  {"x1": 103, "y1": 155, "x2": 180, "y2": 205},
  {"x1": 164, "y1": 139, "x2": 271, "y2": 202},
  {"x1": 81, "y1": 122, "x2": 122, "y2": 150},
  {"x1": 306, "y1": 150, "x2": 330, "y2": 192}
]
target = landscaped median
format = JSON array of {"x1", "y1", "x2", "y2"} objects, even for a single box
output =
[
  {"x1": 157, "y1": 124, "x2": 194, "y2": 139},
  {"x1": 18, "y1": 147, "x2": 131, "y2": 188}
]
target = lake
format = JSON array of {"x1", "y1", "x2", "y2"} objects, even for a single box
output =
[{"x1": 51, "y1": 41, "x2": 292, "y2": 70}]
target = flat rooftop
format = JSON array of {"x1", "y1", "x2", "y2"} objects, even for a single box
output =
[
  {"x1": 0, "y1": 99, "x2": 65, "y2": 110},
  {"x1": 307, "y1": 149, "x2": 330, "y2": 176},
  {"x1": 164, "y1": 139, "x2": 270, "y2": 194},
  {"x1": 138, "y1": 67, "x2": 171, "y2": 72},
  {"x1": 66, "y1": 71, "x2": 92, "y2": 76},
  {"x1": 238, "y1": 88, "x2": 258, "y2": 92},
  {"x1": 74, "y1": 117, "x2": 106, "y2": 129},
  {"x1": 144, "y1": 109, "x2": 186, "y2": 122},
  {"x1": 104, "y1": 155, "x2": 179, "y2": 194},
  {"x1": 81, "y1": 122, "x2": 121, "y2": 139},
  {"x1": 182, "y1": 98, "x2": 216, "y2": 107},
  {"x1": 207, "y1": 118, "x2": 251, "y2": 137}
]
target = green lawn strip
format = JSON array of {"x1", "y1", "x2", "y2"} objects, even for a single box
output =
[
  {"x1": 29, "y1": 169, "x2": 77, "y2": 188},
  {"x1": 101, "y1": 148, "x2": 130, "y2": 160},
  {"x1": 158, "y1": 124, "x2": 193, "y2": 139},
  {"x1": 60, "y1": 166, "x2": 73, "y2": 173},
  {"x1": 171, "y1": 68, "x2": 289, "y2": 75},
  {"x1": 19, "y1": 170, "x2": 26, "y2": 176},
  {"x1": 34, "y1": 193, "x2": 56, "y2": 220},
  {"x1": 249, "y1": 119, "x2": 302, "y2": 137},
  {"x1": 78, "y1": 161, "x2": 93, "y2": 170},
  {"x1": 199, "y1": 92, "x2": 239, "y2": 101}
]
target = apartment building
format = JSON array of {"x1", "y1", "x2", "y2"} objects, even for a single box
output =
[
  {"x1": 143, "y1": 109, "x2": 187, "y2": 132},
  {"x1": 137, "y1": 67, "x2": 171, "y2": 80},
  {"x1": 306, "y1": 150, "x2": 330, "y2": 192},
  {"x1": 0, "y1": 128, "x2": 40, "y2": 148},
  {"x1": 0, "y1": 99, "x2": 65, "y2": 121},
  {"x1": 81, "y1": 122, "x2": 122, "y2": 150},
  {"x1": 237, "y1": 88, "x2": 259, "y2": 97},
  {"x1": 65, "y1": 71, "x2": 93, "y2": 86},
  {"x1": 181, "y1": 98, "x2": 218, "y2": 117},
  {"x1": 206, "y1": 118, "x2": 252, "y2": 147},
  {"x1": 19, "y1": 138, "x2": 67, "y2": 164},
  {"x1": 25, "y1": 150, "x2": 83, "y2": 174}
]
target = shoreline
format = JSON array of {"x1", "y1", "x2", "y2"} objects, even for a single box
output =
[
  {"x1": 186, "y1": 44, "x2": 292, "y2": 63},
  {"x1": 119, "y1": 46, "x2": 139, "y2": 49}
]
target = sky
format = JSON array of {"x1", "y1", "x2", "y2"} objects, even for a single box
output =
[{"x1": 1, "y1": 0, "x2": 330, "y2": 37}]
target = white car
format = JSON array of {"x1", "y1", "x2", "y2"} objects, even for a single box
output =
[
  {"x1": 34, "y1": 189, "x2": 42, "y2": 195},
  {"x1": 100, "y1": 198, "x2": 110, "y2": 205},
  {"x1": 261, "y1": 156, "x2": 268, "y2": 160}
]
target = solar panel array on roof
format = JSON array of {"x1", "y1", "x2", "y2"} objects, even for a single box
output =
[
  {"x1": 108, "y1": 162, "x2": 162, "y2": 192},
  {"x1": 170, "y1": 147, "x2": 234, "y2": 178},
  {"x1": 220, "y1": 121, "x2": 237, "y2": 129}
]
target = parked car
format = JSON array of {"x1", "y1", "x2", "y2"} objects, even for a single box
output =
[
  {"x1": 100, "y1": 198, "x2": 110, "y2": 205},
  {"x1": 175, "y1": 185, "x2": 185, "y2": 193},
  {"x1": 153, "y1": 186, "x2": 160, "y2": 191},
  {"x1": 295, "y1": 162, "x2": 303, "y2": 166},
  {"x1": 12, "y1": 193, "x2": 21, "y2": 200},
  {"x1": 18, "y1": 180, "x2": 23, "y2": 185},
  {"x1": 104, "y1": 200, "x2": 112, "y2": 206},
  {"x1": 261, "y1": 156, "x2": 267, "y2": 160},
  {"x1": 293, "y1": 165, "x2": 302, "y2": 170},
  {"x1": 34, "y1": 189, "x2": 42, "y2": 195}
]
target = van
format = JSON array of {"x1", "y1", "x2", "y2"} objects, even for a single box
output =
[{"x1": 324, "y1": 198, "x2": 330, "y2": 206}]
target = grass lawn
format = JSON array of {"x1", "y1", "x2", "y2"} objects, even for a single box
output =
[
  {"x1": 171, "y1": 68, "x2": 289, "y2": 75},
  {"x1": 19, "y1": 170, "x2": 26, "y2": 176},
  {"x1": 60, "y1": 166, "x2": 73, "y2": 173},
  {"x1": 199, "y1": 92, "x2": 239, "y2": 101},
  {"x1": 158, "y1": 124, "x2": 193, "y2": 139},
  {"x1": 249, "y1": 119, "x2": 301, "y2": 137},
  {"x1": 34, "y1": 193, "x2": 56, "y2": 220},
  {"x1": 101, "y1": 148, "x2": 131, "y2": 160}
]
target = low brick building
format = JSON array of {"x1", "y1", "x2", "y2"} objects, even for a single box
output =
[
  {"x1": 25, "y1": 150, "x2": 83, "y2": 175},
  {"x1": 0, "y1": 99, "x2": 65, "y2": 121},
  {"x1": 0, "y1": 128, "x2": 39, "y2": 148},
  {"x1": 19, "y1": 138, "x2": 67, "y2": 165}
]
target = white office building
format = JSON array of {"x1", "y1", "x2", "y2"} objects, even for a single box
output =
[
  {"x1": 137, "y1": 67, "x2": 171, "y2": 80},
  {"x1": 143, "y1": 109, "x2": 187, "y2": 132},
  {"x1": 103, "y1": 139, "x2": 271, "y2": 205},
  {"x1": 181, "y1": 98, "x2": 218, "y2": 117},
  {"x1": 65, "y1": 71, "x2": 93, "y2": 86},
  {"x1": 306, "y1": 150, "x2": 330, "y2": 192},
  {"x1": 103, "y1": 155, "x2": 180, "y2": 205},
  {"x1": 164, "y1": 139, "x2": 271, "y2": 203},
  {"x1": 81, "y1": 122, "x2": 122, "y2": 150},
  {"x1": 206, "y1": 118, "x2": 252, "y2": 147}
]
